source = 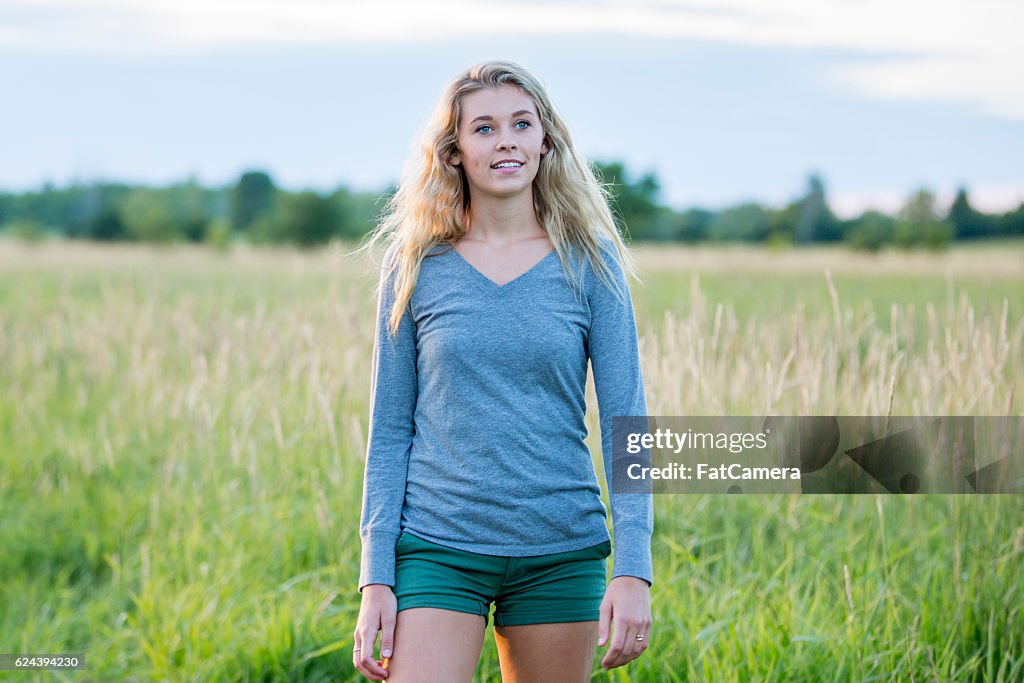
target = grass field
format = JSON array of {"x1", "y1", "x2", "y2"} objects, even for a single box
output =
[{"x1": 1, "y1": 237, "x2": 1022, "y2": 682}]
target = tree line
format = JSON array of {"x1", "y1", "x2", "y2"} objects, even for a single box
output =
[{"x1": 1, "y1": 164, "x2": 1021, "y2": 250}]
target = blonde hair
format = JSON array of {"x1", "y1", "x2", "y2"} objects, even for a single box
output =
[{"x1": 356, "y1": 59, "x2": 640, "y2": 336}]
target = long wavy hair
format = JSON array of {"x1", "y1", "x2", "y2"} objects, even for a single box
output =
[{"x1": 356, "y1": 59, "x2": 640, "y2": 336}]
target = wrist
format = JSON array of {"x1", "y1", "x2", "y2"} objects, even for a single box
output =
[{"x1": 611, "y1": 575, "x2": 651, "y2": 588}]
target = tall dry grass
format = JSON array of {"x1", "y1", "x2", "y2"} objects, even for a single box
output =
[
  {"x1": 635, "y1": 270, "x2": 1021, "y2": 416},
  {"x1": 0, "y1": 237, "x2": 1021, "y2": 681}
]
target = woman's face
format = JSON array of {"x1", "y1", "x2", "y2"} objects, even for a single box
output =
[{"x1": 450, "y1": 85, "x2": 549, "y2": 202}]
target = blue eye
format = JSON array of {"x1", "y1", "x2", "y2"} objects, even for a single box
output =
[{"x1": 475, "y1": 120, "x2": 531, "y2": 134}]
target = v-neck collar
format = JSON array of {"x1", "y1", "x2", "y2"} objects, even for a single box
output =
[{"x1": 450, "y1": 246, "x2": 557, "y2": 294}]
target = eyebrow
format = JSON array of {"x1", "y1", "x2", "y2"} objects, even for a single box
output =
[{"x1": 468, "y1": 110, "x2": 536, "y2": 124}]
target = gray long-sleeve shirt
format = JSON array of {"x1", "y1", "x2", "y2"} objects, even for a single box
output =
[{"x1": 358, "y1": 238, "x2": 654, "y2": 592}]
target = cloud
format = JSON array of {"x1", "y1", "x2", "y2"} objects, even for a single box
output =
[{"x1": 3, "y1": 0, "x2": 1022, "y2": 119}]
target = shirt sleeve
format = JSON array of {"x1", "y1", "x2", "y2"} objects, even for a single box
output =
[
  {"x1": 586, "y1": 240, "x2": 655, "y2": 587},
  {"x1": 357, "y1": 245, "x2": 417, "y2": 592}
]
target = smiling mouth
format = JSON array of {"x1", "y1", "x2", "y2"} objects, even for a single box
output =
[{"x1": 491, "y1": 161, "x2": 524, "y2": 169}]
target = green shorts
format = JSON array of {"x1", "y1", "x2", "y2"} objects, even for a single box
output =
[{"x1": 394, "y1": 530, "x2": 612, "y2": 627}]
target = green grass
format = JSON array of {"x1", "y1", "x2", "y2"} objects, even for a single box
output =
[
  {"x1": 1, "y1": 239, "x2": 1021, "y2": 681},
  {"x1": 632, "y1": 267, "x2": 1024, "y2": 341}
]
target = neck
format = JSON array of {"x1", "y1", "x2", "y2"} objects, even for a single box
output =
[{"x1": 464, "y1": 190, "x2": 545, "y2": 245}]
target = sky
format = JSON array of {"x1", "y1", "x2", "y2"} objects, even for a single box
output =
[{"x1": 2, "y1": 0, "x2": 1023, "y2": 218}]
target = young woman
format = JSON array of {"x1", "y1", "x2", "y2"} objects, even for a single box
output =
[{"x1": 352, "y1": 60, "x2": 653, "y2": 682}]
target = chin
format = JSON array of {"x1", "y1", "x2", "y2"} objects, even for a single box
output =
[{"x1": 491, "y1": 185, "x2": 534, "y2": 198}]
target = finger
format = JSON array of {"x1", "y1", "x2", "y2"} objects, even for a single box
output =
[
  {"x1": 357, "y1": 652, "x2": 389, "y2": 680},
  {"x1": 597, "y1": 599, "x2": 611, "y2": 647},
  {"x1": 602, "y1": 624, "x2": 631, "y2": 670},
  {"x1": 625, "y1": 621, "x2": 651, "y2": 663},
  {"x1": 353, "y1": 649, "x2": 372, "y2": 679},
  {"x1": 624, "y1": 627, "x2": 645, "y2": 662},
  {"x1": 379, "y1": 612, "x2": 396, "y2": 661},
  {"x1": 352, "y1": 632, "x2": 364, "y2": 669},
  {"x1": 619, "y1": 626, "x2": 640, "y2": 667},
  {"x1": 634, "y1": 624, "x2": 651, "y2": 659},
  {"x1": 612, "y1": 624, "x2": 645, "y2": 669},
  {"x1": 355, "y1": 629, "x2": 389, "y2": 679}
]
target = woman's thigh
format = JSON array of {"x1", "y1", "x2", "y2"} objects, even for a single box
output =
[
  {"x1": 387, "y1": 607, "x2": 487, "y2": 683},
  {"x1": 494, "y1": 620, "x2": 600, "y2": 683}
]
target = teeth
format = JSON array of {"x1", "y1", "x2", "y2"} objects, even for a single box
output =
[{"x1": 493, "y1": 162, "x2": 522, "y2": 168}]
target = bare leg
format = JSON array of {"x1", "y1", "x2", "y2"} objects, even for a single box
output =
[
  {"x1": 385, "y1": 608, "x2": 487, "y2": 683},
  {"x1": 494, "y1": 621, "x2": 599, "y2": 683}
]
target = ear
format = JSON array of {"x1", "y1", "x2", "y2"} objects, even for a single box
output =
[
  {"x1": 449, "y1": 151, "x2": 461, "y2": 166},
  {"x1": 541, "y1": 140, "x2": 549, "y2": 156}
]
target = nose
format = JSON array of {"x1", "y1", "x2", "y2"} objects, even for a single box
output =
[{"x1": 496, "y1": 132, "x2": 517, "y2": 150}]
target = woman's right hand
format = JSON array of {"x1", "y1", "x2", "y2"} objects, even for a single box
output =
[{"x1": 353, "y1": 584, "x2": 397, "y2": 680}]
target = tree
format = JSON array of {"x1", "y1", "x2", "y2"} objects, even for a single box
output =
[
  {"x1": 591, "y1": 161, "x2": 663, "y2": 240},
  {"x1": 794, "y1": 174, "x2": 842, "y2": 243},
  {"x1": 764, "y1": 204, "x2": 798, "y2": 245},
  {"x1": 7, "y1": 218, "x2": 48, "y2": 244},
  {"x1": 897, "y1": 188, "x2": 953, "y2": 250},
  {"x1": 166, "y1": 178, "x2": 211, "y2": 243},
  {"x1": 673, "y1": 208, "x2": 714, "y2": 243},
  {"x1": 231, "y1": 171, "x2": 277, "y2": 233},
  {"x1": 947, "y1": 187, "x2": 993, "y2": 239},
  {"x1": 843, "y1": 210, "x2": 896, "y2": 252},
  {"x1": 86, "y1": 208, "x2": 127, "y2": 241},
  {"x1": 329, "y1": 187, "x2": 387, "y2": 241},
  {"x1": 995, "y1": 202, "x2": 1024, "y2": 236},
  {"x1": 278, "y1": 191, "x2": 341, "y2": 248},
  {"x1": 118, "y1": 188, "x2": 182, "y2": 243},
  {"x1": 68, "y1": 183, "x2": 133, "y2": 241},
  {"x1": 708, "y1": 202, "x2": 770, "y2": 242}
]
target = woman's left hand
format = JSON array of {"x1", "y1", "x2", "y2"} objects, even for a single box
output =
[{"x1": 597, "y1": 575, "x2": 652, "y2": 670}]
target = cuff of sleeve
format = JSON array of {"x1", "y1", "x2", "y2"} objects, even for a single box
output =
[
  {"x1": 610, "y1": 523, "x2": 653, "y2": 587},
  {"x1": 358, "y1": 531, "x2": 399, "y2": 593}
]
